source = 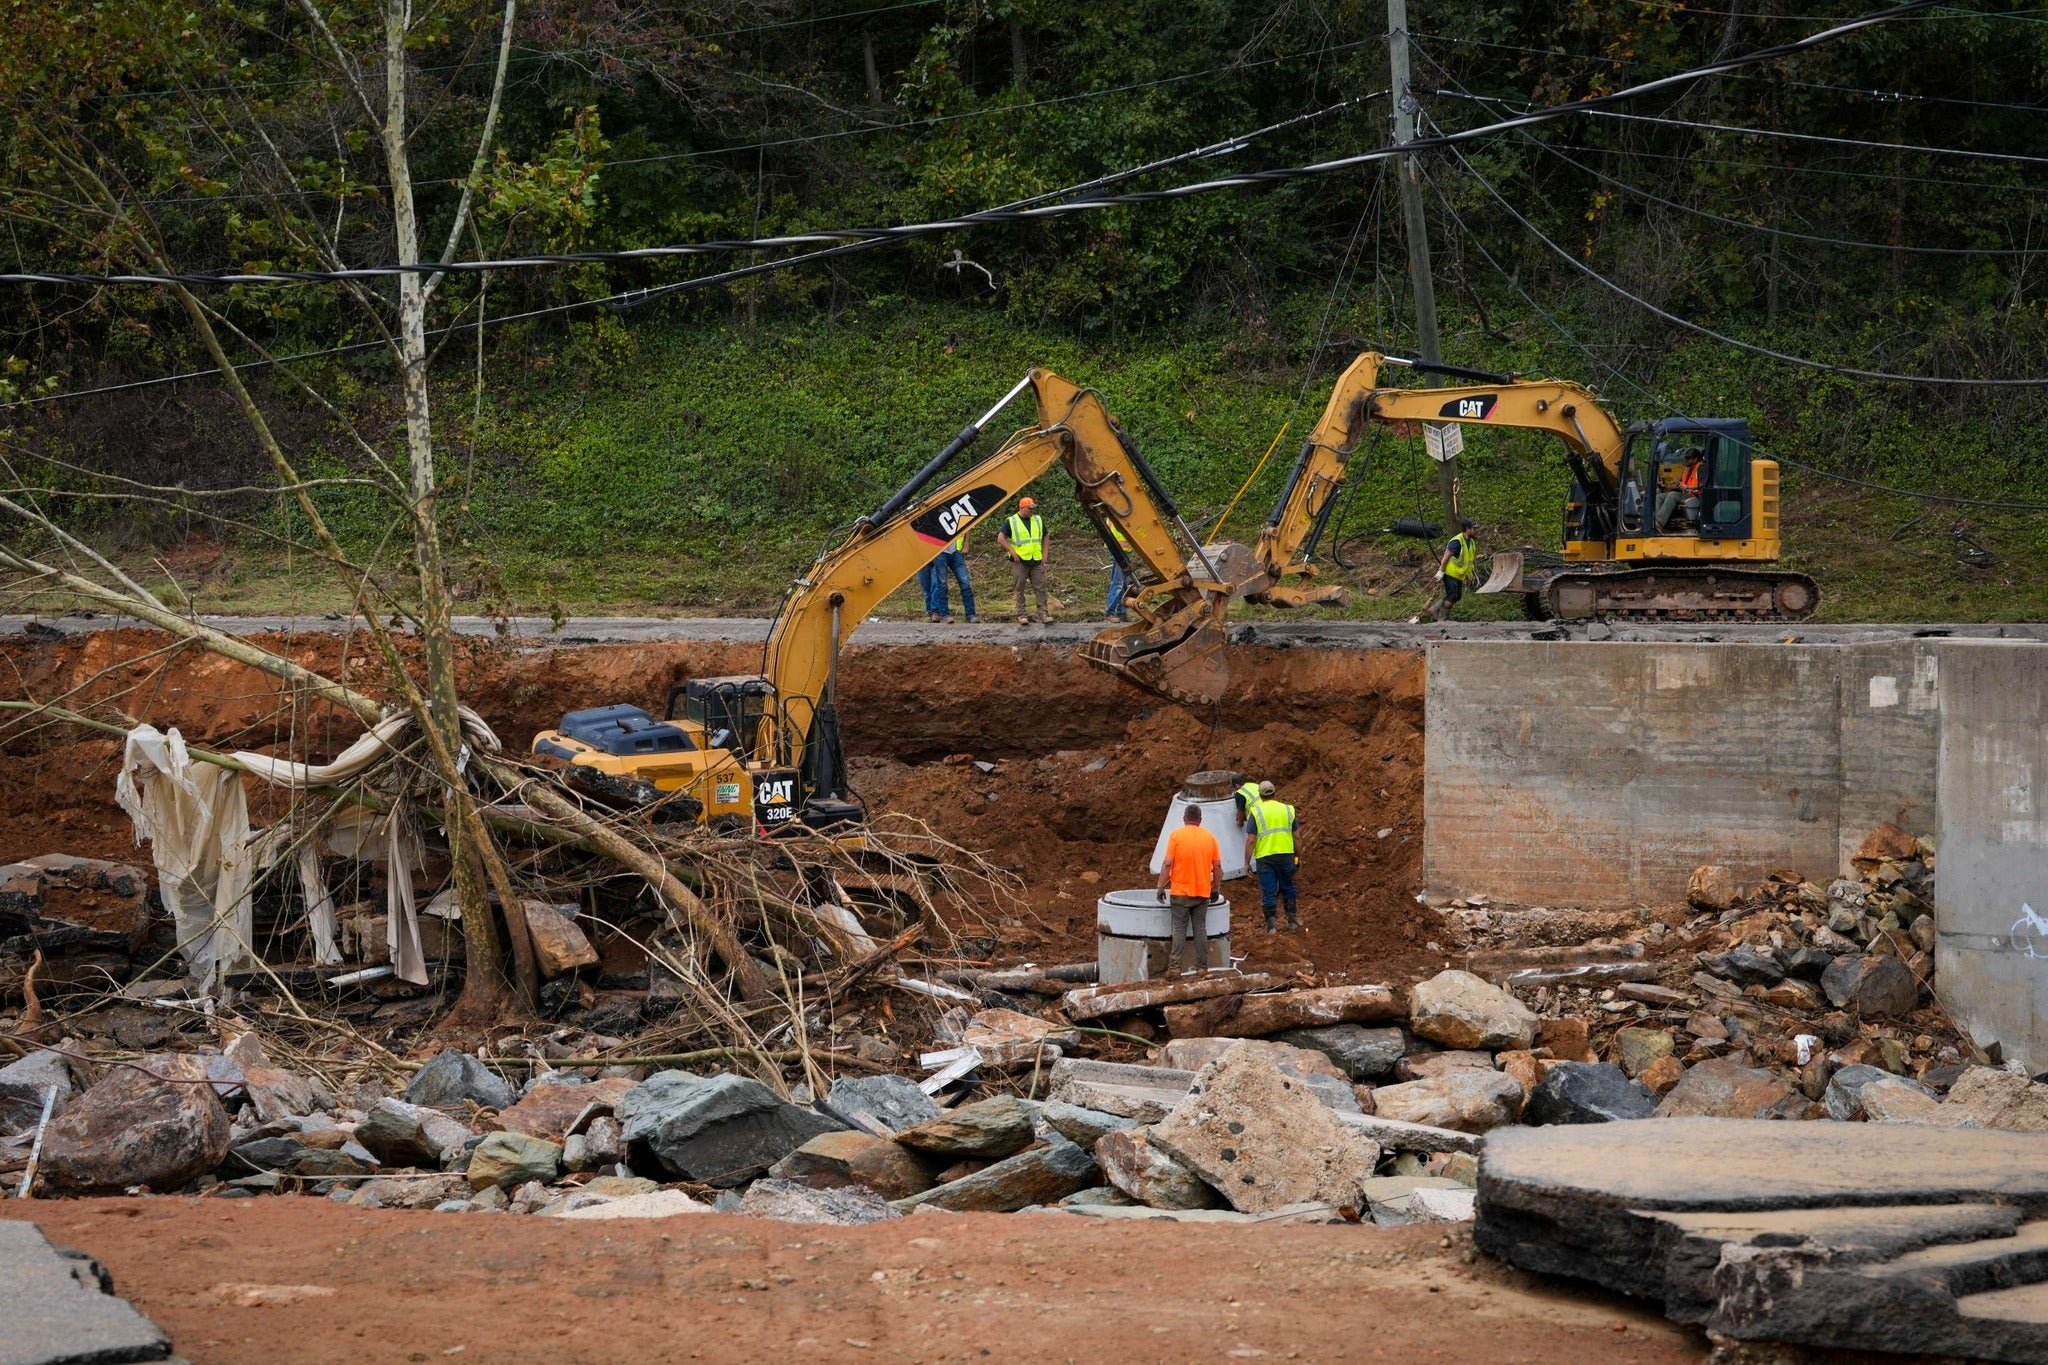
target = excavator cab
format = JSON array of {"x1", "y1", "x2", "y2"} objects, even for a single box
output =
[{"x1": 1624, "y1": 420, "x2": 1755, "y2": 542}]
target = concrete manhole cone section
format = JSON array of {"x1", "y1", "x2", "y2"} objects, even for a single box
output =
[
  {"x1": 1476, "y1": 1117, "x2": 2048, "y2": 1361},
  {"x1": 1096, "y1": 889, "x2": 1230, "y2": 984},
  {"x1": 1148, "y1": 769, "x2": 1251, "y2": 883}
]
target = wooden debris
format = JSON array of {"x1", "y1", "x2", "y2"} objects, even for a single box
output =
[
  {"x1": 1163, "y1": 984, "x2": 1402, "y2": 1039},
  {"x1": 1467, "y1": 942, "x2": 1646, "y2": 983},
  {"x1": 1061, "y1": 971, "x2": 1287, "y2": 1022}
]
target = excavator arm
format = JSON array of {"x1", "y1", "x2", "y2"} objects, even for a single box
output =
[
  {"x1": 1247, "y1": 352, "x2": 1630, "y2": 601},
  {"x1": 758, "y1": 369, "x2": 1238, "y2": 807}
]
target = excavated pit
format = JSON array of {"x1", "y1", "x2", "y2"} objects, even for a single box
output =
[{"x1": 0, "y1": 631, "x2": 1433, "y2": 979}]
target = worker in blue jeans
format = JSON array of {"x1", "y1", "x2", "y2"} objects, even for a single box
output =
[
  {"x1": 926, "y1": 532, "x2": 977, "y2": 622},
  {"x1": 1104, "y1": 521, "x2": 1131, "y2": 622},
  {"x1": 1243, "y1": 780, "x2": 1301, "y2": 932}
]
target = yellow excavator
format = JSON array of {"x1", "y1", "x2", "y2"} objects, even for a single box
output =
[
  {"x1": 531, "y1": 369, "x2": 1244, "y2": 835},
  {"x1": 1248, "y1": 351, "x2": 1818, "y2": 620}
]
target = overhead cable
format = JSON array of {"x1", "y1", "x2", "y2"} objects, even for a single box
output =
[{"x1": 0, "y1": 1, "x2": 1937, "y2": 291}]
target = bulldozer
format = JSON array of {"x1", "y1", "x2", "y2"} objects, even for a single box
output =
[
  {"x1": 1243, "y1": 352, "x2": 1818, "y2": 621},
  {"x1": 531, "y1": 369, "x2": 1249, "y2": 836}
]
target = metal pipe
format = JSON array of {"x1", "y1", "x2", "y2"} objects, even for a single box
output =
[
  {"x1": 1378, "y1": 352, "x2": 1516, "y2": 385},
  {"x1": 1174, "y1": 514, "x2": 1221, "y2": 583},
  {"x1": 865, "y1": 372, "x2": 1036, "y2": 528}
]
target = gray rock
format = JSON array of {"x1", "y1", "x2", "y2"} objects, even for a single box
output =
[
  {"x1": 617, "y1": 1071, "x2": 841, "y2": 1187},
  {"x1": 356, "y1": 1097, "x2": 475, "y2": 1168},
  {"x1": 39, "y1": 1054, "x2": 231, "y2": 1193},
  {"x1": 1781, "y1": 946, "x2": 1834, "y2": 979},
  {"x1": 1823, "y1": 1064, "x2": 1929, "y2": 1121},
  {"x1": 891, "y1": 1137, "x2": 1099, "y2": 1213},
  {"x1": 894, "y1": 1095, "x2": 1036, "y2": 1159},
  {"x1": 465, "y1": 1131, "x2": 562, "y2": 1190},
  {"x1": 768, "y1": 1130, "x2": 935, "y2": 1201},
  {"x1": 1819, "y1": 955, "x2": 1918, "y2": 1018},
  {"x1": 1524, "y1": 1063, "x2": 1657, "y2": 1125},
  {"x1": 1278, "y1": 1025, "x2": 1407, "y2": 1081},
  {"x1": 1654, "y1": 1057, "x2": 1797, "y2": 1119},
  {"x1": 405, "y1": 1050, "x2": 517, "y2": 1111},
  {"x1": 1, "y1": 1221, "x2": 172, "y2": 1365},
  {"x1": 1701, "y1": 946, "x2": 1783, "y2": 986},
  {"x1": 740, "y1": 1177, "x2": 901, "y2": 1225},
  {"x1": 821, "y1": 1074, "x2": 941, "y2": 1134},
  {"x1": 1035, "y1": 1101, "x2": 1137, "y2": 1149},
  {"x1": 0, "y1": 1049, "x2": 74, "y2": 1135},
  {"x1": 1060, "y1": 1186, "x2": 1138, "y2": 1207}
]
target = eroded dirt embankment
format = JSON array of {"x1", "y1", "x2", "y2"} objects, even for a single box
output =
[{"x1": 0, "y1": 631, "x2": 1430, "y2": 978}]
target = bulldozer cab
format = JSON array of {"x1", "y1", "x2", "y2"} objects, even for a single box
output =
[{"x1": 1625, "y1": 419, "x2": 1754, "y2": 542}]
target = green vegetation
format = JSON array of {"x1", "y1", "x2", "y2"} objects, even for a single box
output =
[{"x1": 4, "y1": 2, "x2": 2046, "y2": 622}]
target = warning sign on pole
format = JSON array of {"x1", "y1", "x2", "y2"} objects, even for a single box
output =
[{"x1": 1423, "y1": 423, "x2": 1464, "y2": 463}]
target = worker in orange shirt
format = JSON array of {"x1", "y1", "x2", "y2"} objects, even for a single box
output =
[{"x1": 1156, "y1": 805, "x2": 1225, "y2": 976}]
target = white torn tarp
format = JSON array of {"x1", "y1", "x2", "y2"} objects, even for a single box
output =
[
  {"x1": 230, "y1": 706, "x2": 500, "y2": 788},
  {"x1": 115, "y1": 725, "x2": 255, "y2": 990}
]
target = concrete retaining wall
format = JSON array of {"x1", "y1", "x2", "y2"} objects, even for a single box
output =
[
  {"x1": 1424, "y1": 641, "x2": 1940, "y2": 909},
  {"x1": 1423, "y1": 637, "x2": 2048, "y2": 1068},
  {"x1": 1935, "y1": 642, "x2": 2048, "y2": 1069}
]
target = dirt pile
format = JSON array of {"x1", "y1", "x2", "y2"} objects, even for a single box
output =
[{"x1": 0, "y1": 630, "x2": 1433, "y2": 980}]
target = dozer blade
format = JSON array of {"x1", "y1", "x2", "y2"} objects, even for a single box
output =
[
  {"x1": 1081, "y1": 623, "x2": 1229, "y2": 707},
  {"x1": 1477, "y1": 550, "x2": 1525, "y2": 595}
]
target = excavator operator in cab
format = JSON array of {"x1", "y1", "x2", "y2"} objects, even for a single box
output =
[{"x1": 1656, "y1": 447, "x2": 1705, "y2": 533}]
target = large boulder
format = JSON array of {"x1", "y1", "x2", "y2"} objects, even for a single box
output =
[
  {"x1": 466, "y1": 1131, "x2": 562, "y2": 1190},
  {"x1": 1277, "y1": 1025, "x2": 1407, "y2": 1081},
  {"x1": 239, "y1": 1066, "x2": 333, "y2": 1124},
  {"x1": 1859, "y1": 1076, "x2": 1944, "y2": 1124},
  {"x1": 1034, "y1": 1101, "x2": 1137, "y2": 1149},
  {"x1": 893, "y1": 1095, "x2": 1036, "y2": 1159},
  {"x1": 1149, "y1": 1045, "x2": 1382, "y2": 1214},
  {"x1": 1824, "y1": 1064, "x2": 1930, "y2": 1121},
  {"x1": 355, "y1": 1097, "x2": 476, "y2": 1168},
  {"x1": 1394, "y1": 1050, "x2": 1496, "y2": 1082},
  {"x1": 891, "y1": 1137, "x2": 1098, "y2": 1213},
  {"x1": 1699, "y1": 947, "x2": 1782, "y2": 987},
  {"x1": 1408, "y1": 970, "x2": 1537, "y2": 1051},
  {"x1": 1094, "y1": 1127, "x2": 1222, "y2": 1210},
  {"x1": 1820, "y1": 955, "x2": 1918, "y2": 1018},
  {"x1": 0, "y1": 1050, "x2": 75, "y2": 1135},
  {"x1": 39, "y1": 1054, "x2": 231, "y2": 1192},
  {"x1": 739, "y1": 1177, "x2": 900, "y2": 1225},
  {"x1": 768, "y1": 1130, "x2": 935, "y2": 1201},
  {"x1": 617, "y1": 1071, "x2": 841, "y2": 1186},
  {"x1": 1653, "y1": 1057, "x2": 1796, "y2": 1119},
  {"x1": 1370, "y1": 1070, "x2": 1525, "y2": 1134},
  {"x1": 1523, "y1": 1062, "x2": 1657, "y2": 1125},
  {"x1": 405, "y1": 1051, "x2": 518, "y2": 1111}
]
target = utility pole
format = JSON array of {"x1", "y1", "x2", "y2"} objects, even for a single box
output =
[{"x1": 1386, "y1": 0, "x2": 1460, "y2": 528}]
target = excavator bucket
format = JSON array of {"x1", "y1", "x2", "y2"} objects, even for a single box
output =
[
  {"x1": 1081, "y1": 622, "x2": 1230, "y2": 707},
  {"x1": 1477, "y1": 550, "x2": 1525, "y2": 595}
]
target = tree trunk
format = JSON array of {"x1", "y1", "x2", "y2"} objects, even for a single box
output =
[
  {"x1": 862, "y1": 30, "x2": 882, "y2": 102},
  {"x1": 382, "y1": 0, "x2": 513, "y2": 1016},
  {"x1": 1009, "y1": 19, "x2": 1028, "y2": 90}
]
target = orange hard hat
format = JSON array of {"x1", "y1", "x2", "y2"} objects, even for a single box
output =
[{"x1": 1018, "y1": 496, "x2": 1037, "y2": 509}]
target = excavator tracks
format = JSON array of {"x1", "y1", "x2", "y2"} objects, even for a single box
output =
[{"x1": 1524, "y1": 565, "x2": 1820, "y2": 623}]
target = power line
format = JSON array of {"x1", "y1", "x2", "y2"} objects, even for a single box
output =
[
  {"x1": 4, "y1": 96, "x2": 1377, "y2": 409},
  {"x1": 1425, "y1": 84, "x2": 2048, "y2": 168},
  {"x1": 1513, "y1": 129, "x2": 2048, "y2": 257},
  {"x1": 0, "y1": 2, "x2": 1939, "y2": 291},
  {"x1": 1425, "y1": 163, "x2": 2048, "y2": 512},
  {"x1": 1439, "y1": 137, "x2": 2048, "y2": 386}
]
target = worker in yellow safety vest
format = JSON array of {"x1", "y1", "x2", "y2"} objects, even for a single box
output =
[
  {"x1": 1430, "y1": 517, "x2": 1479, "y2": 622},
  {"x1": 1104, "y1": 520, "x2": 1132, "y2": 623},
  {"x1": 998, "y1": 496, "x2": 1051, "y2": 626},
  {"x1": 1242, "y1": 779, "x2": 1301, "y2": 932}
]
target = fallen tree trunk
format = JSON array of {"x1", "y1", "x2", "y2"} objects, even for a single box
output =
[
  {"x1": 1061, "y1": 972, "x2": 1289, "y2": 1022},
  {"x1": 1163, "y1": 984, "x2": 1402, "y2": 1038}
]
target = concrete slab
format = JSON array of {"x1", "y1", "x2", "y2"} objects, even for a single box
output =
[
  {"x1": 1475, "y1": 1119, "x2": 2048, "y2": 1361},
  {"x1": 0, "y1": 1220, "x2": 172, "y2": 1365}
]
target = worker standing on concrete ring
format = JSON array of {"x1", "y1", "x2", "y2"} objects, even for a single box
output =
[
  {"x1": 1157, "y1": 805, "x2": 1224, "y2": 975},
  {"x1": 1245, "y1": 779, "x2": 1301, "y2": 932},
  {"x1": 1000, "y1": 496, "x2": 1052, "y2": 626}
]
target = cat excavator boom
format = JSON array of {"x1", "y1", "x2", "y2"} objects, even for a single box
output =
[{"x1": 532, "y1": 369, "x2": 1240, "y2": 835}]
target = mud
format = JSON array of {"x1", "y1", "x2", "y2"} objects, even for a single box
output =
[{"x1": 0, "y1": 631, "x2": 1432, "y2": 980}]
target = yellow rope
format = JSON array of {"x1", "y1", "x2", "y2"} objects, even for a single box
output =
[{"x1": 1205, "y1": 420, "x2": 1291, "y2": 543}]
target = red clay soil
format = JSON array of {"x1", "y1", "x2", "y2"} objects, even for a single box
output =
[
  {"x1": 3, "y1": 1199, "x2": 1698, "y2": 1364},
  {"x1": 0, "y1": 631, "x2": 1435, "y2": 980}
]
